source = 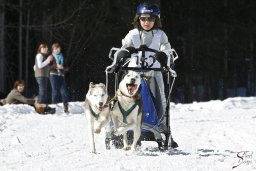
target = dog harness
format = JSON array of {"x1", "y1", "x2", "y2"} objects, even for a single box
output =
[
  {"x1": 89, "y1": 105, "x2": 100, "y2": 120},
  {"x1": 128, "y1": 29, "x2": 163, "y2": 68},
  {"x1": 117, "y1": 100, "x2": 140, "y2": 124},
  {"x1": 89, "y1": 104, "x2": 109, "y2": 120}
]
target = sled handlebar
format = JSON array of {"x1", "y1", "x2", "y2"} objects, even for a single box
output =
[
  {"x1": 126, "y1": 45, "x2": 178, "y2": 61},
  {"x1": 132, "y1": 45, "x2": 159, "y2": 54},
  {"x1": 107, "y1": 46, "x2": 158, "y2": 61},
  {"x1": 118, "y1": 67, "x2": 166, "y2": 72},
  {"x1": 106, "y1": 46, "x2": 178, "y2": 77}
]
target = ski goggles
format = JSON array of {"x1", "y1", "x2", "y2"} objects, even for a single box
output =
[{"x1": 139, "y1": 16, "x2": 156, "y2": 22}]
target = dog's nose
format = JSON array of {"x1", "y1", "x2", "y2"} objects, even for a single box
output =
[
  {"x1": 131, "y1": 78, "x2": 135, "y2": 84},
  {"x1": 99, "y1": 102, "x2": 103, "y2": 106}
]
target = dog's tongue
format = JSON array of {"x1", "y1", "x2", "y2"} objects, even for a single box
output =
[
  {"x1": 127, "y1": 85, "x2": 133, "y2": 91},
  {"x1": 127, "y1": 84, "x2": 137, "y2": 92}
]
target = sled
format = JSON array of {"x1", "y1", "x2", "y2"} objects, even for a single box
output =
[{"x1": 105, "y1": 45, "x2": 178, "y2": 151}]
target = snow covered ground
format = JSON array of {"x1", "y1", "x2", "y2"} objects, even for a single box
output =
[{"x1": 1, "y1": 97, "x2": 256, "y2": 171}]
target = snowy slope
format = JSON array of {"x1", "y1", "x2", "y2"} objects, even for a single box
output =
[{"x1": 1, "y1": 98, "x2": 256, "y2": 171}]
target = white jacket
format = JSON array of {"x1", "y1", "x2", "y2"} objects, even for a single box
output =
[{"x1": 121, "y1": 28, "x2": 172, "y2": 68}]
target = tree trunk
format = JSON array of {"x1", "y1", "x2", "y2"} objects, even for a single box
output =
[
  {"x1": 19, "y1": 0, "x2": 23, "y2": 79},
  {"x1": 25, "y1": 9, "x2": 30, "y2": 96},
  {"x1": 247, "y1": 38, "x2": 254, "y2": 95},
  {"x1": 223, "y1": 0, "x2": 229, "y2": 99},
  {"x1": 185, "y1": 0, "x2": 195, "y2": 103},
  {"x1": 0, "y1": 0, "x2": 5, "y2": 93}
]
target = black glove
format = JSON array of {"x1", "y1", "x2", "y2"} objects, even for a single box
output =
[
  {"x1": 126, "y1": 47, "x2": 137, "y2": 54},
  {"x1": 116, "y1": 50, "x2": 131, "y2": 66},
  {"x1": 116, "y1": 50, "x2": 131, "y2": 59},
  {"x1": 155, "y1": 51, "x2": 168, "y2": 67}
]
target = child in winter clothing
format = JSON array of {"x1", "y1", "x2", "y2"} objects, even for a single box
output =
[
  {"x1": 49, "y1": 43, "x2": 69, "y2": 113},
  {"x1": 0, "y1": 80, "x2": 35, "y2": 105},
  {"x1": 118, "y1": 2, "x2": 171, "y2": 123},
  {"x1": 116, "y1": 2, "x2": 178, "y2": 148}
]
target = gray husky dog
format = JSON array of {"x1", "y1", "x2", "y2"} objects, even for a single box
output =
[{"x1": 84, "y1": 82, "x2": 111, "y2": 154}]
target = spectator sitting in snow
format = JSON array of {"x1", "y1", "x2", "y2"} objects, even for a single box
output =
[{"x1": 0, "y1": 80, "x2": 35, "y2": 105}]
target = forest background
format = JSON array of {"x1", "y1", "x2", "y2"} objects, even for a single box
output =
[{"x1": 0, "y1": 0, "x2": 255, "y2": 103}]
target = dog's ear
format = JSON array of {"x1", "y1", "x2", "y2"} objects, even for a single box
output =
[
  {"x1": 89, "y1": 82, "x2": 95, "y2": 88},
  {"x1": 98, "y1": 83, "x2": 105, "y2": 88}
]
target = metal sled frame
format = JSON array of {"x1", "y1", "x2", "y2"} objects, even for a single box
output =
[{"x1": 105, "y1": 45, "x2": 178, "y2": 150}]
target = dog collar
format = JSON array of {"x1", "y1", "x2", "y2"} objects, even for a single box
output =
[{"x1": 88, "y1": 104, "x2": 109, "y2": 120}]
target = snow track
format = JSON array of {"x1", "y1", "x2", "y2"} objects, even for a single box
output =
[{"x1": 1, "y1": 98, "x2": 256, "y2": 170}]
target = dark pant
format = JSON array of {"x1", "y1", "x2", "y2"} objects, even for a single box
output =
[
  {"x1": 50, "y1": 74, "x2": 69, "y2": 104},
  {"x1": 36, "y1": 77, "x2": 49, "y2": 104}
]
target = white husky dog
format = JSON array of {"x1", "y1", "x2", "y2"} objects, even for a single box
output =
[
  {"x1": 112, "y1": 71, "x2": 142, "y2": 151},
  {"x1": 84, "y1": 82, "x2": 111, "y2": 154}
]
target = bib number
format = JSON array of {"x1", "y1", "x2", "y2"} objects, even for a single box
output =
[{"x1": 134, "y1": 54, "x2": 156, "y2": 68}]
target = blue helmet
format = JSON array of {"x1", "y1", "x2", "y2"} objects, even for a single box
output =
[{"x1": 136, "y1": 2, "x2": 160, "y2": 18}]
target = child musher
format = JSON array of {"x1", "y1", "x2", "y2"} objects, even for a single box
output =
[
  {"x1": 49, "y1": 43, "x2": 70, "y2": 113},
  {"x1": 116, "y1": 2, "x2": 178, "y2": 148}
]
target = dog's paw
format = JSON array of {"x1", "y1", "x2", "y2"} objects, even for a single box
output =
[
  {"x1": 94, "y1": 128, "x2": 101, "y2": 134},
  {"x1": 123, "y1": 146, "x2": 131, "y2": 151},
  {"x1": 90, "y1": 149, "x2": 97, "y2": 154},
  {"x1": 131, "y1": 147, "x2": 137, "y2": 152}
]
